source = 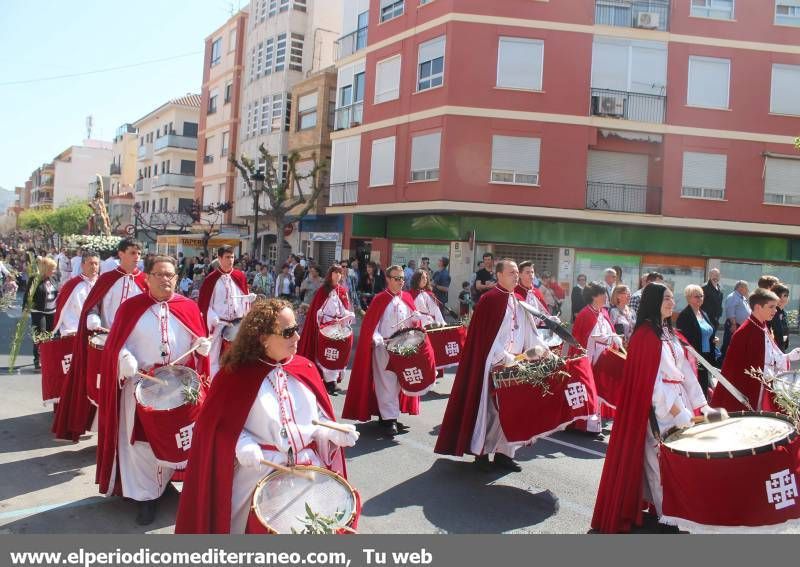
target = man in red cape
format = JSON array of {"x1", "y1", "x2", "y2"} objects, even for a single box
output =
[
  {"x1": 52, "y1": 239, "x2": 147, "y2": 442},
  {"x1": 197, "y1": 245, "x2": 253, "y2": 377},
  {"x1": 514, "y1": 260, "x2": 549, "y2": 321},
  {"x1": 342, "y1": 265, "x2": 424, "y2": 437},
  {"x1": 96, "y1": 256, "x2": 210, "y2": 525},
  {"x1": 712, "y1": 288, "x2": 800, "y2": 411},
  {"x1": 52, "y1": 251, "x2": 99, "y2": 336}
]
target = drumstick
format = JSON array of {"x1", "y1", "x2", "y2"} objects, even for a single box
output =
[
  {"x1": 312, "y1": 419, "x2": 354, "y2": 434},
  {"x1": 690, "y1": 409, "x2": 729, "y2": 425},
  {"x1": 391, "y1": 313, "x2": 416, "y2": 328},
  {"x1": 170, "y1": 343, "x2": 200, "y2": 366},
  {"x1": 259, "y1": 459, "x2": 315, "y2": 481},
  {"x1": 136, "y1": 372, "x2": 168, "y2": 386}
]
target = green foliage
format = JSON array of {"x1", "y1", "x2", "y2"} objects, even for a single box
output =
[
  {"x1": 795, "y1": 136, "x2": 800, "y2": 151},
  {"x1": 9, "y1": 252, "x2": 39, "y2": 372},
  {"x1": 50, "y1": 201, "x2": 92, "y2": 236},
  {"x1": 290, "y1": 503, "x2": 347, "y2": 534},
  {"x1": 19, "y1": 209, "x2": 54, "y2": 233}
]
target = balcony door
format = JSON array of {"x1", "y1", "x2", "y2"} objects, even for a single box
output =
[
  {"x1": 587, "y1": 150, "x2": 650, "y2": 213},
  {"x1": 591, "y1": 37, "x2": 666, "y2": 96}
]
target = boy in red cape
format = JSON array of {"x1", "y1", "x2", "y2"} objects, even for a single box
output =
[
  {"x1": 342, "y1": 265, "x2": 426, "y2": 437},
  {"x1": 197, "y1": 244, "x2": 254, "y2": 377},
  {"x1": 95, "y1": 256, "x2": 210, "y2": 526},
  {"x1": 712, "y1": 287, "x2": 800, "y2": 411},
  {"x1": 175, "y1": 299, "x2": 359, "y2": 534},
  {"x1": 514, "y1": 260, "x2": 550, "y2": 321},
  {"x1": 53, "y1": 239, "x2": 147, "y2": 442},
  {"x1": 52, "y1": 251, "x2": 99, "y2": 336}
]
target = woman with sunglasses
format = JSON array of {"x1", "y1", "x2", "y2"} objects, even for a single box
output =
[
  {"x1": 409, "y1": 269, "x2": 445, "y2": 327},
  {"x1": 176, "y1": 299, "x2": 360, "y2": 534}
]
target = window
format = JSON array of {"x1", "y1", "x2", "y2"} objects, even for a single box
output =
[
  {"x1": 207, "y1": 91, "x2": 218, "y2": 114},
  {"x1": 356, "y1": 11, "x2": 369, "y2": 50},
  {"x1": 290, "y1": 33, "x2": 304, "y2": 72},
  {"x1": 249, "y1": 46, "x2": 256, "y2": 82},
  {"x1": 272, "y1": 93, "x2": 284, "y2": 131},
  {"x1": 298, "y1": 92, "x2": 318, "y2": 130},
  {"x1": 410, "y1": 132, "x2": 441, "y2": 181},
  {"x1": 497, "y1": 37, "x2": 544, "y2": 91},
  {"x1": 294, "y1": 0, "x2": 307, "y2": 12},
  {"x1": 210, "y1": 38, "x2": 222, "y2": 66},
  {"x1": 417, "y1": 36, "x2": 445, "y2": 91},
  {"x1": 221, "y1": 131, "x2": 229, "y2": 157},
  {"x1": 224, "y1": 81, "x2": 233, "y2": 104},
  {"x1": 375, "y1": 55, "x2": 401, "y2": 103},
  {"x1": 260, "y1": 96, "x2": 270, "y2": 133},
  {"x1": 275, "y1": 34, "x2": 286, "y2": 72},
  {"x1": 380, "y1": 0, "x2": 404, "y2": 22},
  {"x1": 776, "y1": 1, "x2": 800, "y2": 26},
  {"x1": 687, "y1": 56, "x2": 730, "y2": 109},
  {"x1": 279, "y1": 0, "x2": 290, "y2": 12},
  {"x1": 490, "y1": 135, "x2": 541, "y2": 186},
  {"x1": 264, "y1": 38, "x2": 274, "y2": 75},
  {"x1": 764, "y1": 157, "x2": 800, "y2": 205},
  {"x1": 691, "y1": 0, "x2": 734, "y2": 20},
  {"x1": 245, "y1": 103, "x2": 253, "y2": 138},
  {"x1": 681, "y1": 152, "x2": 727, "y2": 200},
  {"x1": 285, "y1": 96, "x2": 292, "y2": 131},
  {"x1": 180, "y1": 160, "x2": 196, "y2": 175},
  {"x1": 591, "y1": 37, "x2": 667, "y2": 94},
  {"x1": 256, "y1": 42, "x2": 264, "y2": 76},
  {"x1": 268, "y1": 0, "x2": 277, "y2": 17},
  {"x1": 370, "y1": 136, "x2": 396, "y2": 187},
  {"x1": 770, "y1": 64, "x2": 800, "y2": 115},
  {"x1": 420, "y1": 0, "x2": 434, "y2": 4},
  {"x1": 183, "y1": 122, "x2": 198, "y2": 137}
]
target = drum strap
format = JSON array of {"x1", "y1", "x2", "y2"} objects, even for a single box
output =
[{"x1": 648, "y1": 407, "x2": 663, "y2": 443}]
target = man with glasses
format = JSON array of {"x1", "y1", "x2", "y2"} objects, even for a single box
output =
[
  {"x1": 343, "y1": 265, "x2": 428, "y2": 437},
  {"x1": 96, "y1": 256, "x2": 211, "y2": 526}
]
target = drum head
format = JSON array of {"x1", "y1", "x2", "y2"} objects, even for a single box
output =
[
  {"x1": 222, "y1": 322, "x2": 240, "y2": 342},
  {"x1": 320, "y1": 325, "x2": 353, "y2": 340},
  {"x1": 252, "y1": 466, "x2": 356, "y2": 534},
  {"x1": 773, "y1": 371, "x2": 800, "y2": 397},
  {"x1": 89, "y1": 333, "x2": 108, "y2": 348},
  {"x1": 539, "y1": 329, "x2": 563, "y2": 348},
  {"x1": 663, "y1": 413, "x2": 796, "y2": 456},
  {"x1": 135, "y1": 366, "x2": 200, "y2": 411},
  {"x1": 386, "y1": 328, "x2": 425, "y2": 352}
]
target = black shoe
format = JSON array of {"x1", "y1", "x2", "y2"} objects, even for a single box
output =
[
  {"x1": 493, "y1": 453, "x2": 522, "y2": 472},
  {"x1": 657, "y1": 522, "x2": 681, "y2": 534},
  {"x1": 380, "y1": 419, "x2": 398, "y2": 437},
  {"x1": 135, "y1": 499, "x2": 157, "y2": 526},
  {"x1": 395, "y1": 421, "x2": 409, "y2": 430},
  {"x1": 325, "y1": 382, "x2": 337, "y2": 396},
  {"x1": 33, "y1": 361, "x2": 41, "y2": 371},
  {"x1": 474, "y1": 454, "x2": 493, "y2": 472}
]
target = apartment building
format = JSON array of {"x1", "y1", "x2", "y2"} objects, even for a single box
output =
[
  {"x1": 52, "y1": 141, "x2": 113, "y2": 208},
  {"x1": 107, "y1": 123, "x2": 138, "y2": 232},
  {"x1": 197, "y1": 10, "x2": 249, "y2": 225},
  {"x1": 28, "y1": 162, "x2": 55, "y2": 210},
  {"x1": 328, "y1": 0, "x2": 800, "y2": 313},
  {"x1": 236, "y1": 0, "x2": 342, "y2": 257}
]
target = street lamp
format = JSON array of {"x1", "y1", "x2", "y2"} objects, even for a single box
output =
[{"x1": 250, "y1": 171, "x2": 265, "y2": 259}]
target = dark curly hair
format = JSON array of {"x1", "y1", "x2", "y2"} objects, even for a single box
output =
[{"x1": 221, "y1": 298, "x2": 292, "y2": 370}]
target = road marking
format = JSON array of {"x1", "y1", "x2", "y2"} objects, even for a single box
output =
[{"x1": 540, "y1": 437, "x2": 607, "y2": 458}]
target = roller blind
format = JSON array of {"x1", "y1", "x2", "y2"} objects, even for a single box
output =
[
  {"x1": 688, "y1": 56, "x2": 730, "y2": 109},
  {"x1": 491, "y1": 136, "x2": 540, "y2": 175},
  {"x1": 770, "y1": 64, "x2": 800, "y2": 115},
  {"x1": 375, "y1": 55, "x2": 401, "y2": 103},
  {"x1": 410, "y1": 132, "x2": 441, "y2": 172},
  {"x1": 369, "y1": 136, "x2": 396, "y2": 187},
  {"x1": 497, "y1": 37, "x2": 544, "y2": 90},
  {"x1": 331, "y1": 136, "x2": 360, "y2": 183}
]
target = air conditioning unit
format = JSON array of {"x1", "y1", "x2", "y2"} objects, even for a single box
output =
[
  {"x1": 599, "y1": 95, "x2": 625, "y2": 117},
  {"x1": 636, "y1": 12, "x2": 660, "y2": 29}
]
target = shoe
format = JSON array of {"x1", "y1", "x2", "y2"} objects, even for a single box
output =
[
  {"x1": 325, "y1": 382, "x2": 337, "y2": 396},
  {"x1": 493, "y1": 453, "x2": 522, "y2": 472},
  {"x1": 135, "y1": 499, "x2": 157, "y2": 526},
  {"x1": 379, "y1": 419, "x2": 398, "y2": 437},
  {"x1": 474, "y1": 454, "x2": 493, "y2": 472},
  {"x1": 395, "y1": 421, "x2": 409, "y2": 431},
  {"x1": 657, "y1": 522, "x2": 681, "y2": 534},
  {"x1": 33, "y1": 361, "x2": 41, "y2": 371}
]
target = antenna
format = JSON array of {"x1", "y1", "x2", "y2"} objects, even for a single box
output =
[{"x1": 85, "y1": 115, "x2": 94, "y2": 140}]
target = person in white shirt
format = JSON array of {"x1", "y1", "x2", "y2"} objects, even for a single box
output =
[
  {"x1": 53, "y1": 251, "x2": 100, "y2": 336},
  {"x1": 70, "y1": 250, "x2": 83, "y2": 282}
]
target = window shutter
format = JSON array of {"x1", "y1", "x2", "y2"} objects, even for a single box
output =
[
  {"x1": 765, "y1": 158, "x2": 800, "y2": 201},
  {"x1": 497, "y1": 38, "x2": 544, "y2": 90},
  {"x1": 591, "y1": 38, "x2": 629, "y2": 91},
  {"x1": 688, "y1": 56, "x2": 730, "y2": 109},
  {"x1": 771, "y1": 64, "x2": 800, "y2": 115},
  {"x1": 682, "y1": 152, "x2": 727, "y2": 199},
  {"x1": 370, "y1": 136, "x2": 396, "y2": 187},
  {"x1": 298, "y1": 92, "x2": 318, "y2": 112},
  {"x1": 587, "y1": 151, "x2": 649, "y2": 185},
  {"x1": 375, "y1": 55, "x2": 402, "y2": 103},
  {"x1": 331, "y1": 136, "x2": 360, "y2": 184},
  {"x1": 418, "y1": 36, "x2": 445, "y2": 63},
  {"x1": 491, "y1": 136, "x2": 541, "y2": 175},
  {"x1": 411, "y1": 132, "x2": 441, "y2": 172}
]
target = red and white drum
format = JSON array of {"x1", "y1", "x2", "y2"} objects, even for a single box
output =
[
  {"x1": 424, "y1": 324, "x2": 467, "y2": 369},
  {"x1": 134, "y1": 365, "x2": 203, "y2": 469},
  {"x1": 592, "y1": 348, "x2": 626, "y2": 409},
  {"x1": 86, "y1": 333, "x2": 108, "y2": 407},
  {"x1": 39, "y1": 335, "x2": 75, "y2": 406},
  {"x1": 660, "y1": 411, "x2": 800, "y2": 530},
  {"x1": 492, "y1": 356, "x2": 599, "y2": 443},
  {"x1": 384, "y1": 328, "x2": 437, "y2": 397},
  {"x1": 220, "y1": 320, "x2": 242, "y2": 358},
  {"x1": 316, "y1": 324, "x2": 354, "y2": 371}
]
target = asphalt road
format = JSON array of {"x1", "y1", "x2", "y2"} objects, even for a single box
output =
[{"x1": 0, "y1": 304, "x2": 797, "y2": 534}]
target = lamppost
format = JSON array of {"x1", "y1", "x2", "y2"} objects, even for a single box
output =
[
  {"x1": 250, "y1": 171, "x2": 265, "y2": 259},
  {"x1": 133, "y1": 202, "x2": 141, "y2": 240}
]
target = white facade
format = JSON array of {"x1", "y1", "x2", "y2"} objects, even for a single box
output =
[{"x1": 52, "y1": 142, "x2": 113, "y2": 207}]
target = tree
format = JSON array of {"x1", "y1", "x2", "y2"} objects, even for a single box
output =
[
  {"x1": 50, "y1": 201, "x2": 93, "y2": 237},
  {"x1": 190, "y1": 200, "x2": 233, "y2": 259},
  {"x1": 232, "y1": 144, "x2": 328, "y2": 265},
  {"x1": 133, "y1": 206, "x2": 194, "y2": 244},
  {"x1": 19, "y1": 209, "x2": 56, "y2": 249}
]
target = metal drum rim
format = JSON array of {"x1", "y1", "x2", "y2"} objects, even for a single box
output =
[{"x1": 133, "y1": 370, "x2": 201, "y2": 411}]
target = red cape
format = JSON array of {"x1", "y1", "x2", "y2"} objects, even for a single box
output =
[
  {"x1": 342, "y1": 289, "x2": 420, "y2": 421},
  {"x1": 434, "y1": 286, "x2": 510, "y2": 457},
  {"x1": 95, "y1": 293, "x2": 208, "y2": 496},
  {"x1": 197, "y1": 268, "x2": 248, "y2": 328},
  {"x1": 591, "y1": 324, "x2": 662, "y2": 533},
  {"x1": 175, "y1": 356, "x2": 342, "y2": 533},
  {"x1": 712, "y1": 317, "x2": 770, "y2": 411},
  {"x1": 570, "y1": 305, "x2": 612, "y2": 356},
  {"x1": 53, "y1": 275, "x2": 85, "y2": 332},
  {"x1": 513, "y1": 284, "x2": 549, "y2": 315},
  {"x1": 297, "y1": 284, "x2": 350, "y2": 371},
  {"x1": 52, "y1": 269, "x2": 147, "y2": 441}
]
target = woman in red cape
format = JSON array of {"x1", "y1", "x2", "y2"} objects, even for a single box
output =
[
  {"x1": 297, "y1": 265, "x2": 354, "y2": 396},
  {"x1": 409, "y1": 269, "x2": 446, "y2": 326},
  {"x1": 175, "y1": 299, "x2": 359, "y2": 534}
]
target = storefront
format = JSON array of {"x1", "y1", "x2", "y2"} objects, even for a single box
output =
[{"x1": 156, "y1": 234, "x2": 245, "y2": 259}]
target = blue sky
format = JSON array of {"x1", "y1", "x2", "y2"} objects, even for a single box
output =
[{"x1": 0, "y1": 0, "x2": 246, "y2": 191}]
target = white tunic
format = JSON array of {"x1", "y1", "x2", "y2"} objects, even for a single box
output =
[
  {"x1": 315, "y1": 289, "x2": 355, "y2": 383},
  {"x1": 57, "y1": 254, "x2": 72, "y2": 287},
  {"x1": 470, "y1": 289, "x2": 547, "y2": 457},
  {"x1": 587, "y1": 309, "x2": 615, "y2": 365},
  {"x1": 100, "y1": 257, "x2": 120, "y2": 274},
  {"x1": 86, "y1": 271, "x2": 143, "y2": 331},
  {"x1": 110, "y1": 301, "x2": 196, "y2": 501},
  {"x1": 230, "y1": 365, "x2": 339, "y2": 534},
  {"x1": 53, "y1": 276, "x2": 95, "y2": 335},
  {"x1": 207, "y1": 272, "x2": 250, "y2": 376},
  {"x1": 70, "y1": 256, "x2": 82, "y2": 280},
  {"x1": 414, "y1": 292, "x2": 445, "y2": 326}
]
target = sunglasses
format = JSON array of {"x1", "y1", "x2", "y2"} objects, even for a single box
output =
[
  {"x1": 390, "y1": 276, "x2": 404, "y2": 282},
  {"x1": 275, "y1": 325, "x2": 300, "y2": 338}
]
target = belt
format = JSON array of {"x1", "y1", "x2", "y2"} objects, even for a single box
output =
[{"x1": 221, "y1": 318, "x2": 242, "y2": 324}]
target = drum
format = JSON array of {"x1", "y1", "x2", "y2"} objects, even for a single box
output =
[
  {"x1": 424, "y1": 324, "x2": 467, "y2": 369},
  {"x1": 660, "y1": 411, "x2": 800, "y2": 529},
  {"x1": 39, "y1": 335, "x2": 75, "y2": 406},
  {"x1": 134, "y1": 365, "x2": 203, "y2": 469},
  {"x1": 592, "y1": 348, "x2": 626, "y2": 408},
  {"x1": 491, "y1": 356, "x2": 599, "y2": 443},
  {"x1": 220, "y1": 320, "x2": 242, "y2": 357},
  {"x1": 316, "y1": 324, "x2": 354, "y2": 371},
  {"x1": 384, "y1": 328, "x2": 437, "y2": 397},
  {"x1": 539, "y1": 329, "x2": 565, "y2": 355},
  {"x1": 86, "y1": 333, "x2": 108, "y2": 407},
  {"x1": 246, "y1": 466, "x2": 360, "y2": 534}
]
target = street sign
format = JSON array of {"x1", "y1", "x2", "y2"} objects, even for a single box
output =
[{"x1": 125, "y1": 224, "x2": 135, "y2": 235}]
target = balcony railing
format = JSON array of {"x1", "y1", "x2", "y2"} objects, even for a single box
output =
[
  {"x1": 329, "y1": 181, "x2": 358, "y2": 206},
  {"x1": 595, "y1": 0, "x2": 670, "y2": 31},
  {"x1": 109, "y1": 163, "x2": 121, "y2": 175},
  {"x1": 137, "y1": 144, "x2": 152, "y2": 160},
  {"x1": 586, "y1": 181, "x2": 662, "y2": 214},
  {"x1": 153, "y1": 173, "x2": 195, "y2": 189},
  {"x1": 335, "y1": 26, "x2": 368, "y2": 59},
  {"x1": 154, "y1": 134, "x2": 198, "y2": 153},
  {"x1": 590, "y1": 87, "x2": 666, "y2": 124},
  {"x1": 334, "y1": 102, "x2": 364, "y2": 130}
]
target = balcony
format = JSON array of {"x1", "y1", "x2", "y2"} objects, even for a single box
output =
[
  {"x1": 153, "y1": 173, "x2": 195, "y2": 189},
  {"x1": 595, "y1": 0, "x2": 670, "y2": 31},
  {"x1": 590, "y1": 88, "x2": 666, "y2": 124},
  {"x1": 154, "y1": 134, "x2": 198, "y2": 153},
  {"x1": 335, "y1": 27, "x2": 368, "y2": 59},
  {"x1": 109, "y1": 163, "x2": 121, "y2": 175},
  {"x1": 586, "y1": 181, "x2": 661, "y2": 214},
  {"x1": 137, "y1": 144, "x2": 152, "y2": 160},
  {"x1": 334, "y1": 102, "x2": 364, "y2": 131},
  {"x1": 329, "y1": 181, "x2": 358, "y2": 206}
]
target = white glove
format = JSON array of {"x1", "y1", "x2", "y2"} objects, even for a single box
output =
[
  {"x1": 192, "y1": 337, "x2": 212, "y2": 357},
  {"x1": 236, "y1": 442, "x2": 264, "y2": 469},
  {"x1": 246, "y1": 293, "x2": 258, "y2": 302},
  {"x1": 372, "y1": 334, "x2": 384, "y2": 347},
  {"x1": 611, "y1": 335, "x2": 623, "y2": 349},
  {"x1": 502, "y1": 351, "x2": 517, "y2": 367},
  {"x1": 118, "y1": 353, "x2": 138, "y2": 388},
  {"x1": 318, "y1": 422, "x2": 359, "y2": 448},
  {"x1": 675, "y1": 407, "x2": 694, "y2": 429},
  {"x1": 86, "y1": 315, "x2": 101, "y2": 331},
  {"x1": 208, "y1": 313, "x2": 220, "y2": 331},
  {"x1": 788, "y1": 348, "x2": 800, "y2": 362}
]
